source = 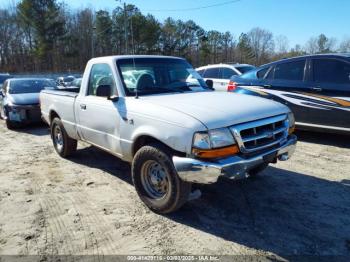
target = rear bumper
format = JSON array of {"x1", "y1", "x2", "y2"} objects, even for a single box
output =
[
  {"x1": 173, "y1": 135, "x2": 297, "y2": 184},
  {"x1": 5, "y1": 104, "x2": 42, "y2": 123}
]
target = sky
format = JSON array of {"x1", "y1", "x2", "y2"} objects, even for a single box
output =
[{"x1": 5, "y1": 0, "x2": 350, "y2": 48}]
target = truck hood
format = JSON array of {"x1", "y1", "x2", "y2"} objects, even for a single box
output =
[
  {"x1": 7, "y1": 93, "x2": 40, "y2": 105},
  {"x1": 141, "y1": 91, "x2": 290, "y2": 130}
]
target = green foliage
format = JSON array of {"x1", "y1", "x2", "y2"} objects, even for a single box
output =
[
  {"x1": 0, "y1": 2, "x2": 341, "y2": 72},
  {"x1": 17, "y1": 0, "x2": 65, "y2": 64}
]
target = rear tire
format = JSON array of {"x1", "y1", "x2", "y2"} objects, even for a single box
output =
[
  {"x1": 249, "y1": 163, "x2": 269, "y2": 178},
  {"x1": 132, "y1": 143, "x2": 191, "y2": 214},
  {"x1": 51, "y1": 117, "x2": 77, "y2": 158}
]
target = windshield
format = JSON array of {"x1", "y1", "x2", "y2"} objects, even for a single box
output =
[
  {"x1": 236, "y1": 66, "x2": 255, "y2": 74},
  {"x1": 117, "y1": 58, "x2": 210, "y2": 96},
  {"x1": 9, "y1": 79, "x2": 56, "y2": 94}
]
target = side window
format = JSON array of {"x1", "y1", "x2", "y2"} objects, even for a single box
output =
[
  {"x1": 313, "y1": 59, "x2": 350, "y2": 85},
  {"x1": 203, "y1": 68, "x2": 220, "y2": 79},
  {"x1": 257, "y1": 67, "x2": 269, "y2": 79},
  {"x1": 221, "y1": 68, "x2": 237, "y2": 79},
  {"x1": 2, "y1": 81, "x2": 8, "y2": 93},
  {"x1": 88, "y1": 64, "x2": 116, "y2": 96},
  {"x1": 274, "y1": 60, "x2": 306, "y2": 81},
  {"x1": 197, "y1": 69, "x2": 205, "y2": 76}
]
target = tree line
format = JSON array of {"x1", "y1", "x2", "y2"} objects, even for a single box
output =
[{"x1": 0, "y1": 0, "x2": 349, "y2": 73}]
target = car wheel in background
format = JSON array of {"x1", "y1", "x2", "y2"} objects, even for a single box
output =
[
  {"x1": 5, "y1": 119, "x2": 18, "y2": 129},
  {"x1": 51, "y1": 117, "x2": 77, "y2": 158},
  {"x1": 132, "y1": 143, "x2": 192, "y2": 214}
]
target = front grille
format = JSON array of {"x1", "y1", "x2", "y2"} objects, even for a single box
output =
[{"x1": 230, "y1": 114, "x2": 289, "y2": 154}]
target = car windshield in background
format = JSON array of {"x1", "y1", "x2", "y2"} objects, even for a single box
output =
[
  {"x1": 117, "y1": 58, "x2": 210, "y2": 96},
  {"x1": 64, "y1": 76, "x2": 75, "y2": 82},
  {"x1": 9, "y1": 79, "x2": 56, "y2": 94},
  {"x1": 236, "y1": 66, "x2": 255, "y2": 74},
  {"x1": 0, "y1": 75, "x2": 11, "y2": 84}
]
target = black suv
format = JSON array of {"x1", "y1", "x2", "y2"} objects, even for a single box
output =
[{"x1": 229, "y1": 54, "x2": 350, "y2": 134}]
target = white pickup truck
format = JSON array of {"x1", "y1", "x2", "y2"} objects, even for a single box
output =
[{"x1": 40, "y1": 55, "x2": 297, "y2": 213}]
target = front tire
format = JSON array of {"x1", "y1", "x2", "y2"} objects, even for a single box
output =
[
  {"x1": 51, "y1": 118, "x2": 77, "y2": 158},
  {"x1": 132, "y1": 143, "x2": 191, "y2": 214}
]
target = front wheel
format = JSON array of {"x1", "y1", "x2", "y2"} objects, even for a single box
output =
[
  {"x1": 132, "y1": 143, "x2": 191, "y2": 214},
  {"x1": 51, "y1": 118, "x2": 77, "y2": 158}
]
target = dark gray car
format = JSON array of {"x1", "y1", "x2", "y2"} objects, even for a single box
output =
[{"x1": 0, "y1": 78, "x2": 56, "y2": 129}]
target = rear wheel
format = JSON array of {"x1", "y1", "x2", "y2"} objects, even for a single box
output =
[
  {"x1": 51, "y1": 118, "x2": 77, "y2": 158},
  {"x1": 132, "y1": 143, "x2": 191, "y2": 214}
]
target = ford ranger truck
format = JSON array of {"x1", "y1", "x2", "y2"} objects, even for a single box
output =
[{"x1": 40, "y1": 55, "x2": 297, "y2": 214}]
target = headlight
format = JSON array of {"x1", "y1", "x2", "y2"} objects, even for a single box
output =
[
  {"x1": 287, "y1": 112, "x2": 295, "y2": 134},
  {"x1": 192, "y1": 128, "x2": 238, "y2": 159},
  {"x1": 193, "y1": 128, "x2": 235, "y2": 149},
  {"x1": 192, "y1": 132, "x2": 211, "y2": 149},
  {"x1": 208, "y1": 128, "x2": 235, "y2": 148}
]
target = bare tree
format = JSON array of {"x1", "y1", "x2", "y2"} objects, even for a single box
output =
[
  {"x1": 247, "y1": 27, "x2": 274, "y2": 65},
  {"x1": 305, "y1": 34, "x2": 336, "y2": 54},
  {"x1": 275, "y1": 35, "x2": 289, "y2": 54},
  {"x1": 339, "y1": 37, "x2": 350, "y2": 52}
]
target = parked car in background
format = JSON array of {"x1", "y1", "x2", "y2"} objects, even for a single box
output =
[
  {"x1": 0, "y1": 78, "x2": 56, "y2": 129},
  {"x1": 40, "y1": 55, "x2": 296, "y2": 213},
  {"x1": 67, "y1": 78, "x2": 82, "y2": 89},
  {"x1": 196, "y1": 63, "x2": 255, "y2": 91},
  {"x1": 0, "y1": 73, "x2": 12, "y2": 89},
  {"x1": 228, "y1": 54, "x2": 350, "y2": 134},
  {"x1": 57, "y1": 75, "x2": 76, "y2": 87}
]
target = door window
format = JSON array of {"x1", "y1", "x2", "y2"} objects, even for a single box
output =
[
  {"x1": 197, "y1": 69, "x2": 205, "y2": 76},
  {"x1": 87, "y1": 64, "x2": 116, "y2": 96},
  {"x1": 313, "y1": 59, "x2": 350, "y2": 85},
  {"x1": 274, "y1": 60, "x2": 305, "y2": 81},
  {"x1": 203, "y1": 68, "x2": 220, "y2": 79},
  {"x1": 221, "y1": 68, "x2": 237, "y2": 79},
  {"x1": 2, "y1": 80, "x2": 8, "y2": 93},
  {"x1": 257, "y1": 67, "x2": 269, "y2": 79}
]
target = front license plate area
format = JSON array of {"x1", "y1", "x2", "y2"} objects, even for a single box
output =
[
  {"x1": 9, "y1": 111, "x2": 21, "y2": 122},
  {"x1": 263, "y1": 152, "x2": 277, "y2": 163}
]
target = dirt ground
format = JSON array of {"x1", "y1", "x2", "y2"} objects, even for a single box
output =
[{"x1": 0, "y1": 120, "x2": 349, "y2": 259}]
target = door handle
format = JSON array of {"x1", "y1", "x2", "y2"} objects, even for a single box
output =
[
  {"x1": 311, "y1": 87, "x2": 322, "y2": 92},
  {"x1": 80, "y1": 104, "x2": 87, "y2": 110},
  {"x1": 263, "y1": 85, "x2": 271, "y2": 88}
]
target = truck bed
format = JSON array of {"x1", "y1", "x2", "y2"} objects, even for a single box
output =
[
  {"x1": 40, "y1": 88, "x2": 80, "y2": 140},
  {"x1": 41, "y1": 88, "x2": 80, "y2": 98}
]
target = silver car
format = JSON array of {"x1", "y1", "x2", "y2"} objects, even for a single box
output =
[
  {"x1": 196, "y1": 63, "x2": 255, "y2": 91},
  {"x1": 0, "y1": 78, "x2": 56, "y2": 129}
]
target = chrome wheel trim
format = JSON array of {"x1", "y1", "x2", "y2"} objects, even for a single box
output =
[
  {"x1": 54, "y1": 125, "x2": 63, "y2": 152},
  {"x1": 140, "y1": 160, "x2": 170, "y2": 199}
]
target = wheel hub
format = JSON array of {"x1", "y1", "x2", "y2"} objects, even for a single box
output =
[
  {"x1": 54, "y1": 125, "x2": 63, "y2": 151},
  {"x1": 141, "y1": 160, "x2": 169, "y2": 199}
]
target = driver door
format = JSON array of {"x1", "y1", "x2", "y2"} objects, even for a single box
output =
[{"x1": 76, "y1": 63, "x2": 122, "y2": 155}]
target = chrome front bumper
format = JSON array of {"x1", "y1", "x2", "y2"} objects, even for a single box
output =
[{"x1": 173, "y1": 135, "x2": 297, "y2": 184}]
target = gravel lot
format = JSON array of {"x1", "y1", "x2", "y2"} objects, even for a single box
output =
[{"x1": 0, "y1": 120, "x2": 349, "y2": 259}]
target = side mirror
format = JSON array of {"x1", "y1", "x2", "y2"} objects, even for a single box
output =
[
  {"x1": 0, "y1": 90, "x2": 4, "y2": 97},
  {"x1": 96, "y1": 84, "x2": 112, "y2": 97},
  {"x1": 205, "y1": 79, "x2": 214, "y2": 90},
  {"x1": 96, "y1": 84, "x2": 119, "y2": 102}
]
